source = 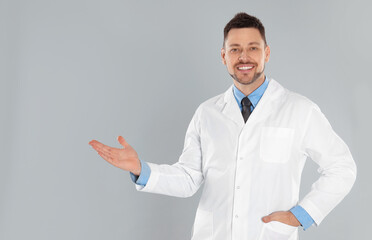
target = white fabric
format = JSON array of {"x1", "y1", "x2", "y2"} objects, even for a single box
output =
[{"x1": 135, "y1": 78, "x2": 357, "y2": 240}]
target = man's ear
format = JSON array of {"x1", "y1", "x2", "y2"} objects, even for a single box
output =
[
  {"x1": 264, "y1": 45, "x2": 270, "y2": 63},
  {"x1": 221, "y1": 48, "x2": 227, "y2": 65}
]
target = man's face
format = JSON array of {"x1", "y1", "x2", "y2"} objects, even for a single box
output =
[{"x1": 221, "y1": 28, "x2": 270, "y2": 86}]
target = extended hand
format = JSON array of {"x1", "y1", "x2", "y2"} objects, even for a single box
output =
[
  {"x1": 89, "y1": 136, "x2": 142, "y2": 175},
  {"x1": 261, "y1": 211, "x2": 301, "y2": 227}
]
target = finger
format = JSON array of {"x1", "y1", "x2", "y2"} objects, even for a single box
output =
[
  {"x1": 90, "y1": 140, "x2": 110, "y2": 148},
  {"x1": 91, "y1": 142, "x2": 119, "y2": 155},
  {"x1": 89, "y1": 140, "x2": 104, "y2": 150},
  {"x1": 90, "y1": 140, "x2": 121, "y2": 152},
  {"x1": 99, "y1": 151, "x2": 121, "y2": 167},
  {"x1": 93, "y1": 150, "x2": 114, "y2": 163},
  {"x1": 262, "y1": 215, "x2": 271, "y2": 223},
  {"x1": 92, "y1": 144, "x2": 110, "y2": 155},
  {"x1": 89, "y1": 140, "x2": 100, "y2": 146},
  {"x1": 262, "y1": 212, "x2": 282, "y2": 223},
  {"x1": 117, "y1": 136, "x2": 129, "y2": 148},
  {"x1": 97, "y1": 151, "x2": 114, "y2": 164}
]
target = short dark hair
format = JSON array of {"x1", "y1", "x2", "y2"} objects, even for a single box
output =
[{"x1": 223, "y1": 12, "x2": 267, "y2": 48}]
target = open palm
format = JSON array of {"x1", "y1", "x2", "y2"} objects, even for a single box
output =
[{"x1": 89, "y1": 136, "x2": 141, "y2": 175}]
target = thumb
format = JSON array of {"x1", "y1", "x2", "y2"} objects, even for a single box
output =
[
  {"x1": 262, "y1": 215, "x2": 272, "y2": 223},
  {"x1": 262, "y1": 212, "x2": 280, "y2": 223},
  {"x1": 262, "y1": 211, "x2": 284, "y2": 223},
  {"x1": 117, "y1": 136, "x2": 128, "y2": 147}
]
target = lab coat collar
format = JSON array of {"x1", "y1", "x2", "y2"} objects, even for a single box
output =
[{"x1": 218, "y1": 78, "x2": 285, "y2": 128}]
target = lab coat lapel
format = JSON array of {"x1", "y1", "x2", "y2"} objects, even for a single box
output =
[
  {"x1": 245, "y1": 78, "x2": 283, "y2": 125},
  {"x1": 220, "y1": 84, "x2": 245, "y2": 128}
]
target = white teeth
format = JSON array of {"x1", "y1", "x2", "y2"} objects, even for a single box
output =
[{"x1": 238, "y1": 66, "x2": 253, "y2": 70}]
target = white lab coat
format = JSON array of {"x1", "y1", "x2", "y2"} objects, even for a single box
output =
[{"x1": 135, "y1": 78, "x2": 357, "y2": 240}]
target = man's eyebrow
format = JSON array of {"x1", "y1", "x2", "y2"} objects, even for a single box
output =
[
  {"x1": 248, "y1": 42, "x2": 260, "y2": 45},
  {"x1": 228, "y1": 42, "x2": 261, "y2": 47}
]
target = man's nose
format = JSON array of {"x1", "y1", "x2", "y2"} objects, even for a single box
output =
[{"x1": 238, "y1": 50, "x2": 250, "y2": 62}]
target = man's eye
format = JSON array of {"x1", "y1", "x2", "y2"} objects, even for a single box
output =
[
  {"x1": 250, "y1": 47, "x2": 257, "y2": 50},
  {"x1": 230, "y1": 49, "x2": 238, "y2": 53}
]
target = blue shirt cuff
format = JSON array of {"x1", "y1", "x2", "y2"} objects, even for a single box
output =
[
  {"x1": 129, "y1": 160, "x2": 151, "y2": 186},
  {"x1": 290, "y1": 205, "x2": 315, "y2": 230}
]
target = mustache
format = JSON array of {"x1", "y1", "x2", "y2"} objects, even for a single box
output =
[{"x1": 235, "y1": 61, "x2": 256, "y2": 66}]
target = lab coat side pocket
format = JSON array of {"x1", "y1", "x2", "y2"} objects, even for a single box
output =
[
  {"x1": 191, "y1": 208, "x2": 213, "y2": 240},
  {"x1": 260, "y1": 127, "x2": 295, "y2": 164},
  {"x1": 260, "y1": 221, "x2": 298, "y2": 240}
]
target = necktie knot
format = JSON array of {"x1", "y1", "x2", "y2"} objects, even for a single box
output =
[{"x1": 241, "y1": 97, "x2": 252, "y2": 107}]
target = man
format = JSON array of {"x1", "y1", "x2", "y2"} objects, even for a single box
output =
[{"x1": 89, "y1": 13, "x2": 357, "y2": 240}]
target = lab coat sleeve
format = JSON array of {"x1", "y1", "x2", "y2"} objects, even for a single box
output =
[
  {"x1": 298, "y1": 105, "x2": 357, "y2": 226},
  {"x1": 133, "y1": 106, "x2": 204, "y2": 198}
]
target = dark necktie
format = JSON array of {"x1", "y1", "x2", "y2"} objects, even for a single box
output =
[{"x1": 241, "y1": 97, "x2": 252, "y2": 123}]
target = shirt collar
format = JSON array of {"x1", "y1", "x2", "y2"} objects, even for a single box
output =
[{"x1": 233, "y1": 75, "x2": 269, "y2": 109}]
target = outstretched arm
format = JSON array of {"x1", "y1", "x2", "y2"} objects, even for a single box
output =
[{"x1": 88, "y1": 106, "x2": 204, "y2": 198}]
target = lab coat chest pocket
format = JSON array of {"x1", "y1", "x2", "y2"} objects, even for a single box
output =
[
  {"x1": 191, "y1": 208, "x2": 213, "y2": 240},
  {"x1": 260, "y1": 127, "x2": 295, "y2": 164}
]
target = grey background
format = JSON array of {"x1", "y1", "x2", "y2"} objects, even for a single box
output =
[{"x1": 1, "y1": 0, "x2": 371, "y2": 239}]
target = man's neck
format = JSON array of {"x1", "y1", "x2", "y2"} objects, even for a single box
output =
[{"x1": 233, "y1": 75, "x2": 266, "y2": 96}]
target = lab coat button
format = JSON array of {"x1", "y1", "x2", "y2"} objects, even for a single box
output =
[
  {"x1": 236, "y1": 186, "x2": 240, "y2": 189},
  {"x1": 239, "y1": 157, "x2": 243, "y2": 160},
  {"x1": 235, "y1": 215, "x2": 239, "y2": 218}
]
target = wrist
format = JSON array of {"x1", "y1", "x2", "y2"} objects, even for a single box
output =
[
  {"x1": 130, "y1": 159, "x2": 142, "y2": 176},
  {"x1": 288, "y1": 211, "x2": 301, "y2": 226}
]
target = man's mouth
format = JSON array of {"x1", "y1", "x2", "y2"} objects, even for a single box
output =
[{"x1": 237, "y1": 65, "x2": 254, "y2": 72}]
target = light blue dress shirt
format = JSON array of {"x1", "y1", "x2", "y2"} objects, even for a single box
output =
[
  {"x1": 130, "y1": 76, "x2": 314, "y2": 230},
  {"x1": 232, "y1": 76, "x2": 269, "y2": 112}
]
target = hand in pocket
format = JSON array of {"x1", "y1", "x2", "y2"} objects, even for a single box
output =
[{"x1": 262, "y1": 210, "x2": 301, "y2": 227}]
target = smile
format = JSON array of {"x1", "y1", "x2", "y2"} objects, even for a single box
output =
[
  {"x1": 238, "y1": 66, "x2": 253, "y2": 70},
  {"x1": 237, "y1": 65, "x2": 254, "y2": 72}
]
